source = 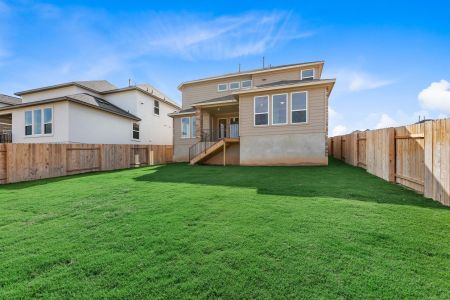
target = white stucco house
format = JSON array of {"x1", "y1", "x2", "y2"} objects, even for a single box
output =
[{"x1": 0, "y1": 80, "x2": 180, "y2": 144}]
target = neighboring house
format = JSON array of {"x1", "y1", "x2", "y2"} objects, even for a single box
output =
[
  {"x1": 0, "y1": 81, "x2": 180, "y2": 144},
  {"x1": 170, "y1": 61, "x2": 335, "y2": 166}
]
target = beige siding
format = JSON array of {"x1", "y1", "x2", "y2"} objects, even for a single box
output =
[
  {"x1": 173, "y1": 115, "x2": 199, "y2": 162},
  {"x1": 181, "y1": 75, "x2": 251, "y2": 109},
  {"x1": 239, "y1": 86, "x2": 328, "y2": 137},
  {"x1": 181, "y1": 66, "x2": 320, "y2": 109},
  {"x1": 252, "y1": 66, "x2": 320, "y2": 86}
]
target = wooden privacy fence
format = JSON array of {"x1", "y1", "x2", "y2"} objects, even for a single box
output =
[
  {"x1": 328, "y1": 118, "x2": 450, "y2": 207},
  {"x1": 0, "y1": 144, "x2": 173, "y2": 184}
]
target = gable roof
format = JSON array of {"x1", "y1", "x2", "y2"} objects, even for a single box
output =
[
  {"x1": 0, "y1": 94, "x2": 22, "y2": 106},
  {"x1": 15, "y1": 80, "x2": 118, "y2": 96},
  {"x1": 192, "y1": 94, "x2": 238, "y2": 107},
  {"x1": 0, "y1": 93, "x2": 140, "y2": 121},
  {"x1": 177, "y1": 61, "x2": 324, "y2": 90},
  {"x1": 232, "y1": 79, "x2": 336, "y2": 95}
]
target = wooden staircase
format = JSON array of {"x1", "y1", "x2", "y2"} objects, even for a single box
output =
[{"x1": 189, "y1": 138, "x2": 239, "y2": 165}]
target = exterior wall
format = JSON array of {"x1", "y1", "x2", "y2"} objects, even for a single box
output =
[
  {"x1": 180, "y1": 65, "x2": 321, "y2": 109},
  {"x1": 21, "y1": 86, "x2": 99, "y2": 103},
  {"x1": 173, "y1": 115, "x2": 198, "y2": 162},
  {"x1": 105, "y1": 90, "x2": 176, "y2": 144},
  {"x1": 67, "y1": 102, "x2": 134, "y2": 144},
  {"x1": 239, "y1": 86, "x2": 328, "y2": 165},
  {"x1": 9, "y1": 101, "x2": 70, "y2": 143},
  {"x1": 181, "y1": 75, "x2": 251, "y2": 109}
]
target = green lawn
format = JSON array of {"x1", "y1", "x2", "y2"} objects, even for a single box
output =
[{"x1": 1, "y1": 158, "x2": 449, "y2": 299}]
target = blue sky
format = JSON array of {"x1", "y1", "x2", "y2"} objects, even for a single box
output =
[{"x1": 1, "y1": 0, "x2": 449, "y2": 135}]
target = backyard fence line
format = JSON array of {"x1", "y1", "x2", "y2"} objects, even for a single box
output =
[
  {"x1": 0, "y1": 143, "x2": 173, "y2": 185},
  {"x1": 328, "y1": 118, "x2": 450, "y2": 207}
]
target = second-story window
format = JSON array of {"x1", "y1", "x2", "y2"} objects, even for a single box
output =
[
  {"x1": 301, "y1": 69, "x2": 314, "y2": 80},
  {"x1": 154, "y1": 100, "x2": 160, "y2": 115},
  {"x1": 229, "y1": 82, "x2": 240, "y2": 90},
  {"x1": 241, "y1": 80, "x2": 252, "y2": 89},
  {"x1": 217, "y1": 83, "x2": 228, "y2": 92},
  {"x1": 254, "y1": 96, "x2": 269, "y2": 126},
  {"x1": 133, "y1": 123, "x2": 140, "y2": 139}
]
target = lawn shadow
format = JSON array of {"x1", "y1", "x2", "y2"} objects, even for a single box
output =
[{"x1": 133, "y1": 158, "x2": 449, "y2": 210}]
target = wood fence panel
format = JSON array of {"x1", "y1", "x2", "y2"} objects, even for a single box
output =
[
  {"x1": 357, "y1": 132, "x2": 367, "y2": 168},
  {"x1": 165, "y1": 145, "x2": 173, "y2": 163},
  {"x1": 395, "y1": 124, "x2": 425, "y2": 193},
  {"x1": 366, "y1": 128, "x2": 395, "y2": 182},
  {"x1": 431, "y1": 119, "x2": 450, "y2": 206},
  {"x1": 130, "y1": 146, "x2": 148, "y2": 166},
  {"x1": 101, "y1": 144, "x2": 130, "y2": 170},
  {"x1": 332, "y1": 136, "x2": 342, "y2": 160},
  {"x1": 0, "y1": 144, "x2": 6, "y2": 183},
  {"x1": 342, "y1": 132, "x2": 358, "y2": 166},
  {"x1": 424, "y1": 121, "x2": 434, "y2": 198},
  {"x1": 66, "y1": 144, "x2": 101, "y2": 174},
  {"x1": 6, "y1": 144, "x2": 66, "y2": 183}
]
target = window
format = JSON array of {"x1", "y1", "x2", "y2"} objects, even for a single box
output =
[
  {"x1": 25, "y1": 111, "x2": 32, "y2": 136},
  {"x1": 181, "y1": 117, "x2": 190, "y2": 138},
  {"x1": 190, "y1": 116, "x2": 196, "y2": 138},
  {"x1": 33, "y1": 109, "x2": 42, "y2": 134},
  {"x1": 229, "y1": 82, "x2": 240, "y2": 90},
  {"x1": 44, "y1": 108, "x2": 53, "y2": 134},
  {"x1": 154, "y1": 100, "x2": 160, "y2": 115},
  {"x1": 217, "y1": 83, "x2": 228, "y2": 92},
  {"x1": 254, "y1": 96, "x2": 269, "y2": 126},
  {"x1": 133, "y1": 123, "x2": 140, "y2": 139},
  {"x1": 291, "y1": 92, "x2": 308, "y2": 123},
  {"x1": 272, "y1": 94, "x2": 288, "y2": 125},
  {"x1": 241, "y1": 80, "x2": 252, "y2": 89},
  {"x1": 301, "y1": 69, "x2": 314, "y2": 80},
  {"x1": 25, "y1": 108, "x2": 54, "y2": 136}
]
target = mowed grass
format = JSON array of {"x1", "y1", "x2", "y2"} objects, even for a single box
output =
[{"x1": 0, "y1": 158, "x2": 449, "y2": 299}]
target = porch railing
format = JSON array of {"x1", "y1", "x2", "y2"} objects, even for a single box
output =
[
  {"x1": 0, "y1": 132, "x2": 12, "y2": 143},
  {"x1": 188, "y1": 124, "x2": 239, "y2": 161}
]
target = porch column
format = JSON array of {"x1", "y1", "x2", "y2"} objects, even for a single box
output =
[{"x1": 195, "y1": 107, "x2": 202, "y2": 139}]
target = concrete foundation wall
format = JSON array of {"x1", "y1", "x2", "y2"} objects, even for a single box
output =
[
  {"x1": 173, "y1": 143, "x2": 192, "y2": 162},
  {"x1": 240, "y1": 133, "x2": 327, "y2": 166}
]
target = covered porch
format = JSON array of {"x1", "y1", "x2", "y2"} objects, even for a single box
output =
[{"x1": 189, "y1": 96, "x2": 240, "y2": 165}]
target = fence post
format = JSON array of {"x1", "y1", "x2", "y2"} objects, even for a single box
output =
[
  {"x1": 424, "y1": 120, "x2": 433, "y2": 198},
  {"x1": 388, "y1": 127, "x2": 396, "y2": 182}
]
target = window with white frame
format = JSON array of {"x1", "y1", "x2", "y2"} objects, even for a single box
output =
[
  {"x1": 272, "y1": 94, "x2": 288, "y2": 125},
  {"x1": 190, "y1": 116, "x2": 196, "y2": 138},
  {"x1": 291, "y1": 92, "x2": 308, "y2": 123},
  {"x1": 132, "y1": 123, "x2": 140, "y2": 139},
  {"x1": 181, "y1": 117, "x2": 190, "y2": 138},
  {"x1": 217, "y1": 83, "x2": 228, "y2": 92},
  {"x1": 25, "y1": 111, "x2": 32, "y2": 136},
  {"x1": 24, "y1": 108, "x2": 53, "y2": 136},
  {"x1": 301, "y1": 69, "x2": 314, "y2": 80},
  {"x1": 241, "y1": 80, "x2": 252, "y2": 89},
  {"x1": 154, "y1": 100, "x2": 160, "y2": 115},
  {"x1": 43, "y1": 108, "x2": 53, "y2": 134},
  {"x1": 229, "y1": 82, "x2": 240, "y2": 90},
  {"x1": 254, "y1": 96, "x2": 269, "y2": 126}
]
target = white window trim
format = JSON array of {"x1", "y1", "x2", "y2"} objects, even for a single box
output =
[
  {"x1": 132, "y1": 122, "x2": 140, "y2": 141},
  {"x1": 181, "y1": 116, "x2": 191, "y2": 139},
  {"x1": 190, "y1": 116, "x2": 197, "y2": 138},
  {"x1": 24, "y1": 107, "x2": 54, "y2": 138},
  {"x1": 290, "y1": 91, "x2": 308, "y2": 124},
  {"x1": 241, "y1": 80, "x2": 252, "y2": 89},
  {"x1": 229, "y1": 81, "x2": 240, "y2": 90},
  {"x1": 217, "y1": 83, "x2": 228, "y2": 92},
  {"x1": 300, "y1": 68, "x2": 315, "y2": 80},
  {"x1": 154, "y1": 100, "x2": 160, "y2": 117},
  {"x1": 253, "y1": 95, "x2": 269, "y2": 127},
  {"x1": 271, "y1": 93, "x2": 288, "y2": 126}
]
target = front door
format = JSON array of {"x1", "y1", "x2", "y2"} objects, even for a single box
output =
[{"x1": 218, "y1": 118, "x2": 227, "y2": 139}]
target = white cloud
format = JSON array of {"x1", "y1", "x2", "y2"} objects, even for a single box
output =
[
  {"x1": 332, "y1": 125, "x2": 348, "y2": 136},
  {"x1": 418, "y1": 80, "x2": 450, "y2": 112},
  {"x1": 325, "y1": 69, "x2": 395, "y2": 92},
  {"x1": 375, "y1": 113, "x2": 399, "y2": 129},
  {"x1": 132, "y1": 11, "x2": 312, "y2": 60}
]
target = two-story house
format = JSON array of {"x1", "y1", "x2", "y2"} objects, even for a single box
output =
[
  {"x1": 0, "y1": 81, "x2": 180, "y2": 144},
  {"x1": 170, "y1": 61, "x2": 335, "y2": 165}
]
